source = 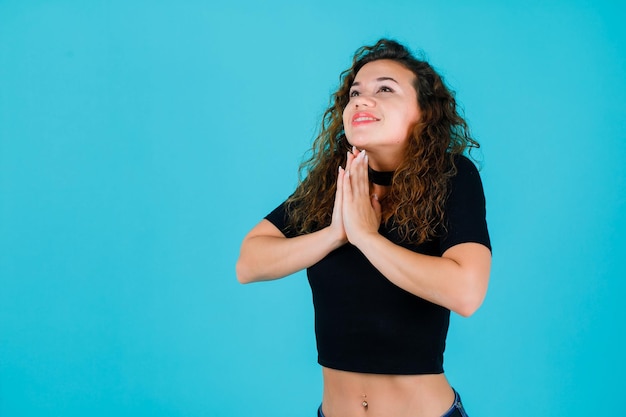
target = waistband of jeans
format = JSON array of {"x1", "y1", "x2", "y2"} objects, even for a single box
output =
[{"x1": 318, "y1": 388, "x2": 464, "y2": 417}]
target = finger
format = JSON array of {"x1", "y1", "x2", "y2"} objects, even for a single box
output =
[
  {"x1": 346, "y1": 146, "x2": 362, "y2": 172},
  {"x1": 335, "y1": 166, "x2": 344, "y2": 208},
  {"x1": 343, "y1": 162, "x2": 353, "y2": 204},
  {"x1": 345, "y1": 150, "x2": 355, "y2": 174},
  {"x1": 352, "y1": 150, "x2": 369, "y2": 197}
]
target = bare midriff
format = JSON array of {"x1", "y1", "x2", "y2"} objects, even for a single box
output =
[{"x1": 321, "y1": 367, "x2": 455, "y2": 417}]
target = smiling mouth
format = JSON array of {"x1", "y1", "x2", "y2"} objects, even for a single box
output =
[{"x1": 352, "y1": 113, "x2": 380, "y2": 124}]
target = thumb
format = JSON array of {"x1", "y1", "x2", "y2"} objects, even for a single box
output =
[{"x1": 371, "y1": 194, "x2": 382, "y2": 218}]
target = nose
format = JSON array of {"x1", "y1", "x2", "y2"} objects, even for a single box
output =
[{"x1": 353, "y1": 94, "x2": 375, "y2": 108}]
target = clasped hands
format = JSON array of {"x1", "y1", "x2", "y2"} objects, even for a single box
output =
[{"x1": 329, "y1": 147, "x2": 382, "y2": 247}]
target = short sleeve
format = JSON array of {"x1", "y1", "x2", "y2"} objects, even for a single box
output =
[
  {"x1": 264, "y1": 200, "x2": 300, "y2": 238},
  {"x1": 439, "y1": 155, "x2": 491, "y2": 255}
]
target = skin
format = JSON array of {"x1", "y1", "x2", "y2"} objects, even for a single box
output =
[
  {"x1": 342, "y1": 59, "x2": 422, "y2": 171},
  {"x1": 236, "y1": 59, "x2": 492, "y2": 417}
]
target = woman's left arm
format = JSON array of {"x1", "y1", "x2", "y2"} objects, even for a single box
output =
[
  {"x1": 353, "y1": 235, "x2": 490, "y2": 317},
  {"x1": 342, "y1": 150, "x2": 491, "y2": 317}
]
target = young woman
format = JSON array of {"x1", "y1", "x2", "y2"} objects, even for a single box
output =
[{"x1": 236, "y1": 39, "x2": 491, "y2": 417}]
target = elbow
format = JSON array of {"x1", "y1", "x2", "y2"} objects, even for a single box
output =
[
  {"x1": 235, "y1": 258, "x2": 254, "y2": 284},
  {"x1": 443, "y1": 243, "x2": 491, "y2": 317},
  {"x1": 455, "y1": 295, "x2": 484, "y2": 318},
  {"x1": 236, "y1": 247, "x2": 276, "y2": 284},
  {"x1": 454, "y1": 279, "x2": 488, "y2": 318}
]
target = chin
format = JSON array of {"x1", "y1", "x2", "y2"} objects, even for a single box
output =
[{"x1": 346, "y1": 136, "x2": 368, "y2": 149}]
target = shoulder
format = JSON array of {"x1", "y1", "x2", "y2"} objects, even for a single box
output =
[
  {"x1": 264, "y1": 195, "x2": 306, "y2": 238},
  {"x1": 440, "y1": 153, "x2": 491, "y2": 253},
  {"x1": 447, "y1": 153, "x2": 483, "y2": 193},
  {"x1": 451, "y1": 153, "x2": 480, "y2": 178}
]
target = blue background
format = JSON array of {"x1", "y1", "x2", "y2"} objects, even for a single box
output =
[{"x1": 1, "y1": 1, "x2": 625, "y2": 416}]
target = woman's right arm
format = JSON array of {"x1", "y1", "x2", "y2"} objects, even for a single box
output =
[
  {"x1": 236, "y1": 165, "x2": 350, "y2": 284},
  {"x1": 235, "y1": 219, "x2": 345, "y2": 284}
]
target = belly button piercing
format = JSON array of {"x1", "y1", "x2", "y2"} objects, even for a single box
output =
[{"x1": 361, "y1": 394, "x2": 368, "y2": 408}]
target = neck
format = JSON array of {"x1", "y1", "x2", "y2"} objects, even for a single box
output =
[{"x1": 368, "y1": 166, "x2": 394, "y2": 186}]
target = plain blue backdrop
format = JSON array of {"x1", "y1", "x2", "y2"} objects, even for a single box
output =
[{"x1": 1, "y1": 1, "x2": 625, "y2": 416}]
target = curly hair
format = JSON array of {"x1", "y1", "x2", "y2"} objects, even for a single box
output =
[{"x1": 285, "y1": 39, "x2": 480, "y2": 244}]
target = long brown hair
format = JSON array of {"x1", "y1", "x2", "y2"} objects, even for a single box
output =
[{"x1": 285, "y1": 39, "x2": 479, "y2": 244}]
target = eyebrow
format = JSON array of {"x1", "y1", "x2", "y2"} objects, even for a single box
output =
[{"x1": 350, "y1": 77, "x2": 400, "y2": 87}]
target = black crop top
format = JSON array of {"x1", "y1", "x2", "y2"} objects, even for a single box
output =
[{"x1": 265, "y1": 155, "x2": 491, "y2": 375}]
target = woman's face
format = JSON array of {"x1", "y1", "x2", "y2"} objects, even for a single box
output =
[{"x1": 342, "y1": 59, "x2": 421, "y2": 167}]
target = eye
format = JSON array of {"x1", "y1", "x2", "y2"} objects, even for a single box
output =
[
  {"x1": 349, "y1": 90, "x2": 360, "y2": 97},
  {"x1": 378, "y1": 85, "x2": 394, "y2": 93}
]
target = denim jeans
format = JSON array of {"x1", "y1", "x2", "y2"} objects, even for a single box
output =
[
  {"x1": 317, "y1": 389, "x2": 469, "y2": 417},
  {"x1": 441, "y1": 389, "x2": 469, "y2": 417}
]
